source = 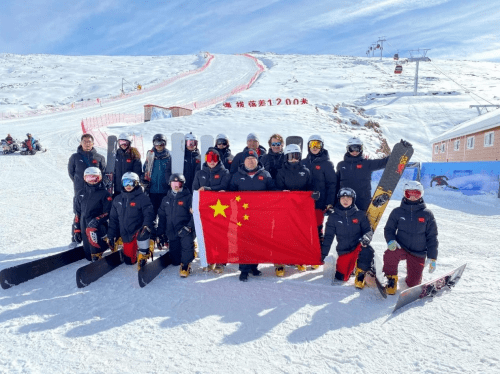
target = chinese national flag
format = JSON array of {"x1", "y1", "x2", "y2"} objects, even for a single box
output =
[{"x1": 193, "y1": 191, "x2": 321, "y2": 266}]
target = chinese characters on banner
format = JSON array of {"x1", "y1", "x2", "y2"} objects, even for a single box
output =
[{"x1": 223, "y1": 98, "x2": 308, "y2": 108}]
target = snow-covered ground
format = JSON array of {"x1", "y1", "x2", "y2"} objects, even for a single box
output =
[{"x1": 0, "y1": 53, "x2": 499, "y2": 373}]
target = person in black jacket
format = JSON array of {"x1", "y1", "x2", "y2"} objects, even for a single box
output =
[
  {"x1": 215, "y1": 134, "x2": 234, "y2": 171},
  {"x1": 183, "y1": 132, "x2": 201, "y2": 192},
  {"x1": 336, "y1": 137, "x2": 389, "y2": 212},
  {"x1": 230, "y1": 149, "x2": 275, "y2": 282},
  {"x1": 157, "y1": 174, "x2": 196, "y2": 278},
  {"x1": 261, "y1": 133, "x2": 285, "y2": 179},
  {"x1": 302, "y1": 134, "x2": 337, "y2": 243},
  {"x1": 107, "y1": 172, "x2": 155, "y2": 267},
  {"x1": 383, "y1": 181, "x2": 438, "y2": 295},
  {"x1": 73, "y1": 167, "x2": 113, "y2": 261},
  {"x1": 321, "y1": 187, "x2": 374, "y2": 288},
  {"x1": 113, "y1": 133, "x2": 142, "y2": 198},
  {"x1": 230, "y1": 133, "x2": 267, "y2": 174},
  {"x1": 68, "y1": 134, "x2": 106, "y2": 249}
]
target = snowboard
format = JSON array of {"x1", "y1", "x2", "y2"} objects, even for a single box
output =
[
  {"x1": 171, "y1": 132, "x2": 185, "y2": 174},
  {"x1": 286, "y1": 136, "x2": 304, "y2": 152},
  {"x1": 200, "y1": 135, "x2": 215, "y2": 159},
  {"x1": 143, "y1": 150, "x2": 155, "y2": 182},
  {"x1": 103, "y1": 135, "x2": 118, "y2": 194},
  {"x1": 76, "y1": 249, "x2": 124, "y2": 288},
  {"x1": 0, "y1": 246, "x2": 85, "y2": 289},
  {"x1": 138, "y1": 252, "x2": 172, "y2": 287},
  {"x1": 393, "y1": 263, "x2": 466, "y2": 313}
]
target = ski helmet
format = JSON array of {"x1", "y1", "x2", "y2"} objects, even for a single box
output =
[
  {"x1": 205, "y1": 148, "x2": 220, "y2": 164},
  {"x1": 284, "y1": 144, "x2": 301, "y2": 162},
  {"x1": 308, "y1": 134, "x2": 324, "y2": 151},
  {"x1": 152, "y1": 134, "x2": 167, "y2": 146},
  {"x1": 337, "y1": 187, "x2": 356, "y2": 205},
  {"x1": 346, "y1": 137, "x2": 363, "y2": 153},
  {"x1": 83, "y1": 167, "x2": 102, "y2": 185},
  {"x1": 122, "y1": 172, "x2": 140, "y2": 188},
  {"x1": 118, "y1": 133, "x2": 133, "y2": 143},
  {"x1": 185, "y1": 132, "x2": 198, "y2": 148},
  {"x1": 185, "y1": 132, "x2": 198, "y2": 141},
  {"x1": 169, "y1": 173, "x2": 186, "y2": 184},
  {"x1": 403, "y1": 180, "x2": 424, "y2": 199},
  {"x1": 215, "y1": 133, "x2": 229, "y2": 147}
]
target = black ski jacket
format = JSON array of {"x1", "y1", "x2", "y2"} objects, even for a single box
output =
[
  {"x1": 74, "y1": 183, "x2": 113, "y2": 228},
  {"x1": 276, "y1": 162, "x2": 313, "y2": 191},
  {"x1": 192, "y1": 162, "x2": 231, "y2": 191},
  {"x1": 114, "y1": 147, "x2": 142, "y2": 189},
  {"x1": 322, "y1": 203, "x2": 373, "y2": 258},
  {"x1": 302, "y1": 149, "x2": 337, "y2": 210},
  {"x1": 157, "y1": 188, "x2": 194, "y2": 240},
  {"x1": 217, "y1": 146, "x2": 234, "y2": 171},
  {"x1": 184, "y1": 148, "x2": 201, "y2": 192},
  {"x1": 108, "y1": 187, "x2": 154, "y2": 243},
  {"x1": 336, "y1": 152, "x2": 388, "y2": 212},
  {"x1": 261, "y1": 149, "x2": 285, "y2": 179},
  {"x1": 68, "y1": 146, "x2": 106, "y2": 195},
  {"x1": 230, "y1": 165, "x2": 276, "y2": 191},
  {"x1": 384, "y1": 199, "x2": 439, "y2": 260},
  {"x1": 230, "y1": 146, "x2": 267, "y2": 174}
]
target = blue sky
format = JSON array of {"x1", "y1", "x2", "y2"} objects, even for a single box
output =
[{"x1": 1, "y1": 0, "x2": 499, "y2": 61}]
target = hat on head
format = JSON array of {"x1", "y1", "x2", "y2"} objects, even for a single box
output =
[
  {"x1": 247, "y1": 133, "x2": 259, "y2": 142},
  {"x1": 244, "y1": 148, "x2": 259, "y2": 160}
]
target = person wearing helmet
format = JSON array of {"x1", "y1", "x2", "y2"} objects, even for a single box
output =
[
  {"x1": 68, "y1": 134, "x2": 106, "y2": 249},
  {"x1": 21, "y1": 133, "x2": 44, "y2": 155},
  {"x1": 382, "y1": 181, "x2": 438, "y2": 295},
  {"x1": 107, "y1": 172, "x2": 155, "y2": 267},
  {"x1": 336, "y1": 137, "x2": 390, "y2": 212},
  {"x1": 157, "y1": 173, "x2": 196, "y2": 278},
  {"x1": 260, "y1": 134, "x2": 285, "y2": 179},
  {"x1": 274, "y1": 143, "x2": 318, "y2": 276},
  {"x1": 229, "y1": 133, "x2": 267, "y2": 174},
  {"x1": 183, "y1": 132, "x2": 201, "y2": 193},
  {"x1": 142, "y1": 133, "x2": 172, "y2": 218},
  {"x1": 215, "y1": 134, "x2": 234, "y2": 170},
  {"x1": 322, "y1": 187, "x2": 374, "y2": 288},
  {"x1": 73, "y1": 167, "x2": 113, "y2": 262},
  {"x1": 302, "y1": 134, "x2": 337, "y2": 243},
  {"x1": 230, "y1": 148, "x2": 276, "y2": 282},
  {"x1": 113, "y1": 133, "x2": 142, "y2": 198}
]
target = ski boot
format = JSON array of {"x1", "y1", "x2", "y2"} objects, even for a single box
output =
[
  {"x1": 91, "y1": 252, "x2": 103, "y2": 262},
  {"x1": 385, "y1": 275, "x2": 398, "y2": 295},
  {"x1": 137, "y1": 240, "x2": 155, "y2": 270},
  {"x1": 354, "y1": 267, "x2": 366, "y2": 289},
  {"x1": 310, "y1": 265, "x2": 320, "y2": 270},
  {"x1": 179, "y1": 263, "x2": 191, "y2": 278},
  {"x1": 203, "y1": 264, "x2": 215, "y2": 272},
  {"x1": 239, "y1": 272, "x2": 249, "y2": 282},
  {"x1": 296, "y1": 264, "x2": 307, "y2": 272},
  {"x1": 213, "y1": 264, "x2": 224, "y2": 274},
  {"x1": 275, "y1": 265, "x2": 285, "y2": 277},
  {"x1": 251, "y1": 265, "x2": 262, "y2": 277}
]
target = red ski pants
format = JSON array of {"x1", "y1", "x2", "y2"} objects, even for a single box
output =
[
  {"x1": 123, "y1": 233, "x2": 139, "y2": 264},
  {"x1": 382, "y1": 247, "x2": 425, "y2": 287}
]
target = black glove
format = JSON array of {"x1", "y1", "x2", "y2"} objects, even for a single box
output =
[
  {"x1": 73, "y1": 230, "x2": 82, "y2": 243},
  {"x1": 400, "y1": 139, "x2": 412, "y2": 147},
  {"x1": 137, "y1": 226, "x2": 151, "y2": 241},
  {"x1": 107, "y1": 237, "x2": 116, "y2": 250},
  {"x1": 359, "y1": 234, "x2": 371, "y2": 247},
  {"x1": 178, "y1": 226, "x2": 192, "y2": 237},
  {"x1": 311, "y1": 191, "x2": 320, "y2": 201},
  {"x1": 157, "y1": 234, "x2": 168, "y2": 249},
  {"x1": 141, "y1": 179, "x2": 150, "y2": 189}
]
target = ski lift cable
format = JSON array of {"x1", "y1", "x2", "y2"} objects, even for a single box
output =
[{"x1": 428, "y1": 60, "x2": 496, "y2": 105}]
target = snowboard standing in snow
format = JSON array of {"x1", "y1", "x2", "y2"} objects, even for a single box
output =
[
  {"x1": 393, "y1": 263, "x2": 466, "y2": 313},
  {"x1": 171, "y1": 132, "x2": 185, "y2": 174},
  {"x1": 0, "y1": 246, "x2": 85, "y2": 289},
  {"x1": 138, "y1": 252, "x2": 172, "y2": 287},
  {"x1": 103, "y1": 135, "x2": 118, "y2": 195},
  {"x1": 286, "y1": 136, "x2": 304, "y2": 152},
  {"x1": 76, "y1": 249, "x2": 124, "y2": 288},
  {"x1": 200, "y1": 135, "x2": 214, "y2": 159},
  {"x1": 143, "y1": 150, "x2": 155, "y2": 182}
]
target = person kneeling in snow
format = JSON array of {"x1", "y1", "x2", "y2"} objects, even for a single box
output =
[
  {"x1": 157, "y1": 174, "x2": 196, "y2": 278},
  {"x1": 107, "y1": 172, "x2": 155, "y2": 268},
  {"x1": 383, "y1": 181, "x2": 438, "y2": 295}
]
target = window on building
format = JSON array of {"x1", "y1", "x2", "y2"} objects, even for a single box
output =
[
  {"x1": 454, "y1": 139, "x2": 460, "y2": 151},
  {"x1": 440, "y1": 143, "x2": 446, "y2": 153},
  {"x1": 484, "y1": 132, "x2": 494, "y2": 147},
  {"x1": 467, "y1": 136, "x2": 475, "y2": 149},
  {"x1": 434, "y1": 144, "x2": 439, "y2": 154}
]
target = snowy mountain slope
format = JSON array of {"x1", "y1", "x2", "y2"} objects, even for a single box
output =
[{"x1": 0, "y1": 53, "x2": 499, "y2": 374}]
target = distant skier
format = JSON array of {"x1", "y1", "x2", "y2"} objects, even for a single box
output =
[
  {"x1": 430, "y1": 175, "x2": 458, "y2": 189},
  {"x1": 73, "y1": 167, "x2": 113, "y2": 262},
  {"x1": 214, "y1": 133, "x2": 234, "y2": 171},
  {"x1": 260, "y1": 134, "x2": 285, "y2": 179},
  {"x1": 114, "y1": 133, "x2": 142, "y2": 198},
  {"x1": 230, "y1": 133, "x2": 267, "y2": 174},
  {"x1": 183, "y1": 132, "x2": 201, "y2": 193},
  {"x1": 383, "y1": 181, "x2": 439, "y2": 295}
]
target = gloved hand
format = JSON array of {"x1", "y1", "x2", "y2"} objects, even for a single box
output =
[
  {"x1": 73, "y1": 230, "x2": 82, "y2": 243},
  {"x1": 137, "y1": 226, "x2": 151, "y2": 241},
  {"x1": 400, "y1": 139, "x2": 412, "y2": 147},
  {"x1": 359, "y1": 234, "x2": 371, "y2": 247},
  {"x1": 311, "y1": 191, "x2": 320, "y2": 201},
  {"x1": 428, "y1": 259, "x2": 437, "y2": 273},
  {"x1": 325, "y1": 204, "x2": 334, "y2": 214},
  {"x1": 178, "y1": 226, "x2": 192, "y2": 237},
  {"x1": 157, "y1": 234, "x2": 168, "y2": 250},
  {"x1": 87, "y1": 213, "x2": 107, "y2": 229},
  {"x1": 107, "y1": 236, "x2": 116, "y2": 250},
  {"x1": 387, "y1": 240, "x2": 400, "y2": 251}
]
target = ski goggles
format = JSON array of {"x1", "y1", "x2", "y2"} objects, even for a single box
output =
[
  {"x1": 122, "y1": 178, "x2": 137, "y2": 187},
  {"x1": 84, "y1": 175, "x2": 101, "y2": 184},
  {"x1": 171, "y1": 181, "x2": 183, "y2": 189},
  {"x1": 308, "y1": 140, "x2": 322, "y2": 149},
  {"x1": 216, "y1": 139, "x2": 228, "y2": 146},
  {"x1": 287, "y1": 152, "x2": 301, "y2": 161},
  {"x1": 205, "y1": 151, "x2": 219, "y2": 163},
  {"x1": 119, "y1": 140, "x2": 130, "y2": 146},
  {"x1": 338, "y1": 188, "x2": 355, "y2": 198},
  {"x1": 271, "y1": 142, "x2": 282, "y2": 147},
  {"x1": 153, "y1": 140, "x2": 166, "y2": 146},
  {"x1": 404, "y1": 189, "x2": 422, "y2": 199},
  {"x1": 186, "y1": 139, "x2": 198, "y2": 147},
  {"x1": 348, "y1": 144, "x2": 362, "y2": 153}
]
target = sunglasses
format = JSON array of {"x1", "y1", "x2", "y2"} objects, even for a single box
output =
[
  {"x1": 205, "y1": 152, "x2": 219, "y2": 163},
  {"x1": 271, "y1": 142, "x2": 282, "y2": 147},
  {"x1": 84, "y1": 175, "x2": 101, "y2": 184},
  {"x1": 153, "y1": 140, "x2": 165, "y2": 146},
  {"x1": 216, "y1": 140, "x2": 228, "y2": 146},
  {"x1": 287, "y1": 152, "x2": 301, "y2": 161},
  {"x1": 122, "y1": 178, "x2": 136, "y2": 187},
  {"x1": 404, "y1": 190, "x2": 422, "y2": 199},
  {"x1": 348, "y1": 145, "x2": 362, "y2": 153},
  {"x1": 309, "y1": 140, "x2": 322, "y2": 149}
]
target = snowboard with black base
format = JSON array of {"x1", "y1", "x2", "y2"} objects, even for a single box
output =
[
  {"x1": 75, "y1": 249, "x2": 124, "y2": 288},
  {"x1": 393, "y1": 263, "x2": 466, "y2": 313},
  {"x1": 0, "y1": 246, "x2": 85, "y2": 289},
  {"x1": 138, "y1": 251, "x2": 172, "y2": 287},
  {"x1": 286, "y1": 136, "x2": 303, "y2": 152},
  {"x1": 103, "y1": 135, "x2": 118, "y2": 195}
]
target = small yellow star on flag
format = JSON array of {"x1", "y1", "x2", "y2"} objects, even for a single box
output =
[
  {"x1": 235, "y1": 196, "x2": 241, "y2": 202},
  {"x1": 210, "y1": 199, "x2": 229, "y2": 218},
  {"x1": 237, "y1": 222, "x2": 242, "y2": 227},
  {"x1": 243, "y1": 214, "x2": 249, "y2": 220},
  {"x1": 243, "y1": 203, "x2": 249, "y2": 209}
]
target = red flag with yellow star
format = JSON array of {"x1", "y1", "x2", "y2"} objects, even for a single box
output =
[{"x1": 192, "y1": 191, "x2": 321, "y2": 265}]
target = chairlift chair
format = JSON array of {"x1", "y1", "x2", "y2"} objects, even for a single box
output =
[{"x1": 394, "y1": 53, "x2": 399, "y2": 60}]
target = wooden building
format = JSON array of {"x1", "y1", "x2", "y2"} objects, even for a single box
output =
[{"x1": 144, "y1": 104, "x2": 192, "y2": 122}]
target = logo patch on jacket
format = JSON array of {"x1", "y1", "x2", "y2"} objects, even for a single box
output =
[
  {"x1": 127, "y1": 159, "x2": 131, "y2": 163},
  {"x1": 107, "y1": 197, "x2": 112, "y2": 201},
  {"x1": 214, "y1": 174, "x2": 220, "y2": 179},
  {"x1": 92, "y1": 160, "x2": 97, "y2": 164},
  {"x1": 178, "y1": 201, "x2": 184, "y2": 206},
  {"x1": 130, "y1": 202, "x2": 136, "y2": 207},
  {"x1": 352, "y1": 218, "x2": 359, "y2": 224},
  {"x1": 357, "y1": 164, "x2": 362, "y2": 169},
  {"x1": 316, "y1": 165, "x2": 321, "y2": 170},
  {"x1": 418, "y1": 217, "x2": 425, "y2": 223},
  {"x1": 258, "y1": 176, "x2": 264, "y2": 180}
]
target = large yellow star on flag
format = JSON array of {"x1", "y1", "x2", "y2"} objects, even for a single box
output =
[{"x1": 210, "y1": 199, "x2": 229, "y2": 218}]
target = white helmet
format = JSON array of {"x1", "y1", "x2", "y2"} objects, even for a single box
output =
[
  {"x1": 118, "y1": 133, "x2": 133, "y2": 143},
  {"x1": 122, "y1": 172, "x2": 140, "y2": 185},
  {"x1": 308, "y1": 134, "x2": 324, "y2": 143},
  {"x1": 185, "y1": 132, "x2": 198, "y2": 141},
  {"x1": 216, "y1": 133, "x2": 228, "y2": 141},
  {"x1": 284, "y1": 144, "x2": 301, "y2": 155},
  {"x1": 346, "y1": 137, "x2": 363, "y2": 153},
  {"x1": 403, "y1": 180, "x2": 424, "y2": 198},
  {"x1": 83, "y1": 167, "x2": 102, "y2": 184}
]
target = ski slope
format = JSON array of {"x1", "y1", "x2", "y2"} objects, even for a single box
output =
[{"x1": 1, "y1": 53, "x2": 499, "y2": 374}]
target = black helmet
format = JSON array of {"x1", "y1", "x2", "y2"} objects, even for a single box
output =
[
  {"x1": 152, "y1": 134, "x2": 166, "y2": 145},
  {"x1": 337, "y1": 187, "x2": 356, "y2": 204},
  {"x1": 169, "y1": 173, "x2": 186, "y2": 184}
]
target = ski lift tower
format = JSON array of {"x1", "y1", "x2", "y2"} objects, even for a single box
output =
[
  {"x1": 377, "y1": 37, "x2": 386, "y2": 60},
  {"x1": 407, "y1": 49, "x2": 431, "y2": 96},
  {"x1": 371, "y1": 43, "x2": 377, "y2": 57}
]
